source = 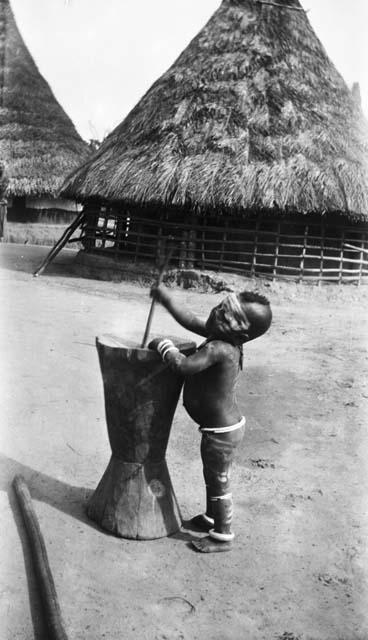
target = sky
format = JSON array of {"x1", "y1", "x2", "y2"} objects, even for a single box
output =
[{"x1": 10, "y1": 0, "x2": 368, "y2": 142}]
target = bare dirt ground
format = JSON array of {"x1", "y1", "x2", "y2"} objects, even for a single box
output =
[{"x1": 1, "y1": 243, "x2": 368, "y2": 640}]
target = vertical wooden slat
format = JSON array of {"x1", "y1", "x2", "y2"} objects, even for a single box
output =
[
  {"x1": 83, "y1": 202, "x2": 100, "y2": 250},
  {"x1": 299, "y1": 224, "x2": 308, "y2": 280},
  {"x1": 101, "y1": 210, "x2": 109, "y2": 249},
  {"x1": 201, "y1": 217, "x2": 206, "y2": 269},
  {"x1": 114, "y1": 208, "x2": 124, "y2": 255},
  {"x1": 187, "y1": 212, "x2": 196, "y2": 268},
  {"x1": 251, "y1": 217, "x2": 261, "y2": 277},
  {"x1": 179, "y1": 230, "x2": 188, "y2": 269},
  {"x1": 188, "y1": 229, "x2": 196, "y2": 268},
  {"x1": 135, "y1": 222, "x2": 142, "y2": 263},
  {"x1": 338, "y1": 229, "x2": 345, "y2": 285},
  {"x1": 156, "y1": 215, "x2": 163, "y2": 266},
  {"x1": 319, "y1": 220, "x2": 325, "y2": 285},
  {"x1": 125, "y1": 210, "x2": 131, "y2": 251},
  {"x1": 273, "y1": 221, "x2": 281, "y2": 280},
  {"x1": 220, "y1": 219, "x2": 227, "y2": 270},
  {"x1": 0, "y1": 197, "x2": 7, "y2": 241},
  {"x1": 358, "y1": 234, "x2": 365, "y2": 286}
]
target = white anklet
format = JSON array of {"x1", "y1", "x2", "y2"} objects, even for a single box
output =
[{"x1": 209, "y1": 529, "x2": 234, "y2": 542}]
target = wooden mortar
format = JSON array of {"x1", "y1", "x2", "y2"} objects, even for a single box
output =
[{"x1": 88, "y1": 334, "x2": 195, "y2": 540}]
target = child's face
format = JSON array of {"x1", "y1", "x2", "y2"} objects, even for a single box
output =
[{"x1": 205, "y1": 295, "x2": 249, "y2": 340}]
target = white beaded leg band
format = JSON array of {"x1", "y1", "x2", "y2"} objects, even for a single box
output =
[
  {"x1": 209, "y1": 529, "x2": 235, "y2": 542},
  {"x1": 203, "y1": 514, "x2": 215, "y2": 524}
]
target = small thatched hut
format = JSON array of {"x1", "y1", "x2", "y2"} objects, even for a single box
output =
[
  {"x1": 62, "y1": 0, "x2": 368, "y2": 283},
  {"x1": 0, "y1": 0, "x2": 89, "y2": 224}
]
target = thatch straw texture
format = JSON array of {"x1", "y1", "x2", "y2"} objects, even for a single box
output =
[
  {"x1": 0, "y1": 0, "x2": 89, "y2": 197},
  {"x1": 62, "y1": 0, "x2": 368, "y2": 220}
]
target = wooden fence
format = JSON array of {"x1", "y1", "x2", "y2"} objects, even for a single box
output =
[{"x1": 74, "y1": 205, "x2": 368, "y2": 284}]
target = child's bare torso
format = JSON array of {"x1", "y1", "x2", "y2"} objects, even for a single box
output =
[{"x1": 183, "y1": 341, "x2": 242, "y2": 428}]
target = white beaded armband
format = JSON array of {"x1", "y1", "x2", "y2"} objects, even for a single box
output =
[{"x1": 157, "y1": 339, "x2": 180, "y2": 362}]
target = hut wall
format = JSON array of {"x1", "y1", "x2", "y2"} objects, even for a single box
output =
[
  {"x1": 7, "y1": 196, "x2": 82, "y2": 224},
  {"x1": 79, "y1": 203, "x2": 368, "y2": 284}
]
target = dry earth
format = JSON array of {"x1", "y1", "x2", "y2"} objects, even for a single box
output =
[{"x1": 1, "y1": 243, "x2": 368, "y2": 640}]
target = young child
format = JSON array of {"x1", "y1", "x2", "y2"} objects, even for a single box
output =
[{"x1": 149, "y1": 285, "x2": 272, "y2": 553}]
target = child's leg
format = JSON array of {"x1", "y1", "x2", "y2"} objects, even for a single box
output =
[
  {"x1": 202, "y1": 431, "x2": 238, "y2": 535},
  {"x1": 188, "y1": 435, "x2": 230, "y2": 532},
  {"x1": 192, "y1": 426, "x2": 245, "y2": 552}
]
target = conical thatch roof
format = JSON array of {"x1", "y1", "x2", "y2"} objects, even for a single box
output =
[
  {"x1": 0, "y1": 0, "x2": 89, "y2": 197},
  {"x1": 62, "y1": 0, "x2": 368, "y2": 220}
]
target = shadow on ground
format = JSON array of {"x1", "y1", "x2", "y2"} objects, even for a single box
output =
[
  {"x1": 0, "y1": 454, "x2": 93, "y2": 525},
  {"x1": 0, "y1": 243, "x2": 80, "y2": 279}
]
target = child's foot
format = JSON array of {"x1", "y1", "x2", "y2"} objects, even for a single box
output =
[
  {"x1": 191, "y1": 536, "x2": 233, "y2": 553},
  {"x1": 187, "y1": 514, "x2": 214, "y2": 532}
]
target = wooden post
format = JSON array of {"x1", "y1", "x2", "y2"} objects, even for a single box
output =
[
  {"x1": 188, "y1": 229, "x2": 196, "y2": 269},
  {"x1": 319, "y1": 220, "x2": 325, "y2": 285},
  {"x1": 200, "y1": 219, "x2": 206, "y2": 269},
  {"x1": 82, "y1": 202, "x2": 100, "y2": 250},
  {"x1": 115, "y1": 210, "x2": 125, "y2": 255},
  {"x1": 156, "y1": 219, "x2": 164, "y2": 267},
  {"x1": 338, "y1": 230, "x2": 345, "y2": 285},
  {"x1": 186, "y1": 212, "x2": 196, "y2": 269},
  {"x1": 273, "y1": 221, "x2": 281, "y2": 281},
  {"x1": 88, "y1": 335, "x2": 196, "y2": 539},
  {"x1": 251, "y1": 217, "x2": 260, "y2": 277},
  {"x1": 135, "y1": 222, "x2": 142, "y2": 263},
  {"x1": 300, "y1": 224, "x2": 308, "y2": 280},
  {"x1": 179, "y1": 230, "x2": 188, "y2": 269},
  {"x1": 220, "y1": 219, "x2": 227, "y2": 270},
  {"x1": 0, "y1": 198, "x2": 7, "y2": 241},
  {"x1": 358, "y1": 235, "x2": 365, "y2": 285},
  {"x1": 100, "y1": 211, "x2": 109, "y2": 249}
]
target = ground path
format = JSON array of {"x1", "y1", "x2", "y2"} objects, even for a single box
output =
[{"x1": 1, "y1": 244, "x2": 367, "y2": 640}]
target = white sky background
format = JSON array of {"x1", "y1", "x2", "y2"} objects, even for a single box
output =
[{"x1": 10, "y1": 0, "x2": 368, "y2": 142}]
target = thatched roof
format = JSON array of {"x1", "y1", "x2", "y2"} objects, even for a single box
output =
[
  {"x1": 0, "y1": 0, "x2": 89, "y2": 197},
  {"x1": 62, "y1": 0, "x2": 368, "y2": 220}
]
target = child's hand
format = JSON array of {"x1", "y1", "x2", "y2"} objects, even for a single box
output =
[{"x1": 150, "y1": 284, "x2": 170, "y2": 306}]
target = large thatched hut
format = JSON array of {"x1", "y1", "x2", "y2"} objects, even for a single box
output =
[
  {"x1": 62, "y1": 0, "x2": 368, "y2": 283},
  {"x1": 0, "y1": 0, "x2": 89, "y2": 225}
]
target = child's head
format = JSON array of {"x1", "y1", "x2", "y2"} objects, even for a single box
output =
[{"x1": 205, "y1": 290, "x2": 272, "y2": 344}]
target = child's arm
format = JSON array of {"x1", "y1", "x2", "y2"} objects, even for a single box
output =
[
  {"x1": 151, "y1": 284, "x2": 208, "y2": 337},
  {"x1": 150, "y1": 338, "x2": 222, "y2": 375}
]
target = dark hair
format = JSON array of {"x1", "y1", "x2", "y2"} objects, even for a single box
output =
[
  {"x1": 238, "y1": 291, "x2": 270, "y2": 306},
  {"x1": 237, "y1": 290, "x2": 272, "y2": 341}
]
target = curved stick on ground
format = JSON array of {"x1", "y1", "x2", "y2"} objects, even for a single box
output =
[{"x1": 12, "y1": 475, "x2": 69, "y2": 640}]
